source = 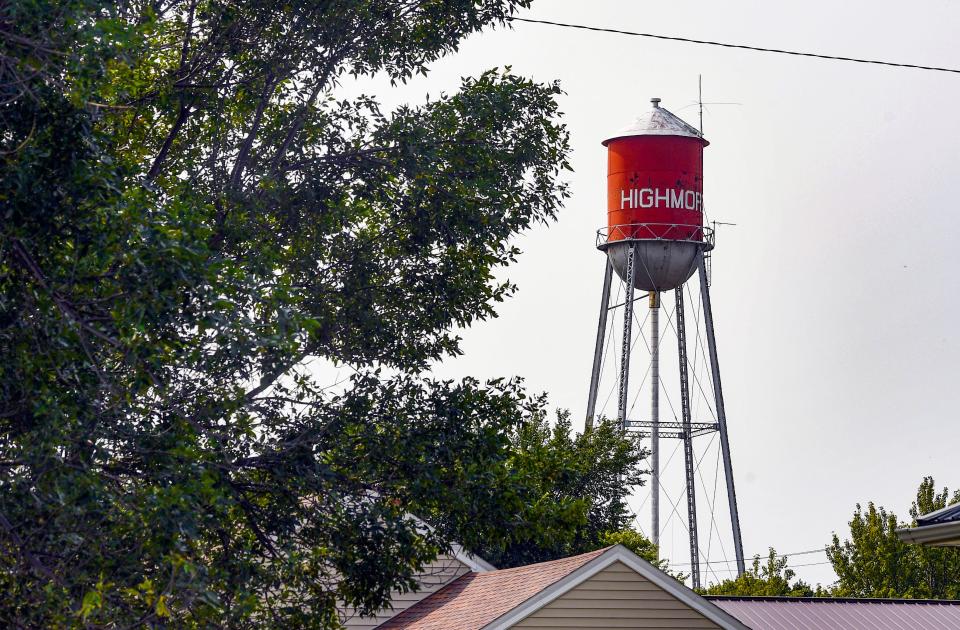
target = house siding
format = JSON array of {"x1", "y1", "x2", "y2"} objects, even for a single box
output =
[
  {"x1": 340, "y1": 554, "x2": 470, "y2": 629},
  {"x1": 509, "y1": 561, "x2": 723, "y2": 629}
]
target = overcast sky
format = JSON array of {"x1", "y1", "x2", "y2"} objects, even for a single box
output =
[{"x1": 342, "y1": 0, "x2": 960, "y2": 586}]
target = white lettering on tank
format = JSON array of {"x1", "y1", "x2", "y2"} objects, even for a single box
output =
[
  {"x1": 670, "y1": 189, "x2": 684, "y2": 209},
  {"x1": 618, "y1": 188, "x2": 704, "y2": 212},
  {"x1": 639, "y1": 188, "x2": 654, "y2": 208}
]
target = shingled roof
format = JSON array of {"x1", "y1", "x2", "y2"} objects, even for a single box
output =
[
  {"x1": 377, "y1": 547, "x2": 609, "y2": 630},
  {"x1": 376, "y1": 545, "x2": 749, "y2": 630},
  {"x1": 372, "y1": 543, "x2": 960, "y2": 630}
]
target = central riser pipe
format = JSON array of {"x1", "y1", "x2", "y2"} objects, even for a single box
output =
[{"x1": 650, "y1": 292, "x2": 660, "y2": 550}]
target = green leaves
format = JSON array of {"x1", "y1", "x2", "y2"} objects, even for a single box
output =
[
  {"x1": 433, "y1": 411, "x2": 649, "y2": 570},
  {"x1": 702, "y1": 549, "x2": 815, "y2": 597},
  {"x1": 2, "y1": 0, "x2": 571, "y2": 626},
  {"x1": 703, "y1": 477, "x2": 960, "y2": 598},
  {"x1": 826, "y1": 477, "x2": 960, "y2": 599}
]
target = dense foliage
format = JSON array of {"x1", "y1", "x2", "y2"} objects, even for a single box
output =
[
  {"x1": 827, "y1": 476, "x2": 960, "y2": 599},
  {"x1": 600, "y1": 529, "x2": 678, "y2": 577},
  {"x1": 703, "y1": 477, "x2": 960, "y2": 599},
  {"x1": 702, "y1": 549, "x2": 816, "y2": 597},
  {"x1": 1, "y1": 0, "x2": 573, "y2": 626},
  {"x1": 452, "y1": 411, "x2": 648, "y2": 569}
]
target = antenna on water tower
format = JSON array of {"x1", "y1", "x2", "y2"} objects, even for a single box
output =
[
  {"x1": 699, "y1": 75, "x2": 704, "y2": 135},
  {"x1": 584, "y1": 97, "x2": 746, "y2": 589}
]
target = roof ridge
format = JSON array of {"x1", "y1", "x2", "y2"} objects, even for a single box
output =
[
  {"x1": 705, "y1": 595, "x2": 960, "y2": 605},
  {"x1": 917, "y1": 501, "x2": 960, "y2": 525},
  {"x1": 468, "y1": 545, "x2": 611, "y2": 578}
]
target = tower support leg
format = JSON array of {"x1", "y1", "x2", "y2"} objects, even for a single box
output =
[
  {"x1": 586, "y1": 259, "x2": 614, "y2": 431},
  {"x1": 675, "y1": 287, "x2": 701, "y2": 589},
  {"x1": 617, "y1": 244, "x2": 638, "y2": 431},
  {"x1": 697, "y1": 251, "x2": 746, "y2": 576},
  {"x1": 650, "y1": 291, "x2": 660, "y2": 550}
]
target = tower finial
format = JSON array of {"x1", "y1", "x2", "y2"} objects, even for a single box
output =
[{"x1": 651, "y1": 97, "x2": 661, "y2": 108}]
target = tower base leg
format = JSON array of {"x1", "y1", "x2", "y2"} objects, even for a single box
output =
[
  {"x1": 586, "y1": 259, "x2": 614, "y2": 431},
  {"x1": 697, "y1": 251, "x2": 745, "y2": 577}
]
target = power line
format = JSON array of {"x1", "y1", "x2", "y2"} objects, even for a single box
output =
[
  {"x1": 789, "y1": 560, "x2": 833, "y2": 569},
  {"x1": 507, "y1": 17, "x2": 960, "y2": 75},
  {"x1": 773, "y1": 548, "x2": 829, "y2": 558},
  {"x1": 669, "y1": 547, "x2": 828, "y2": 567},
  {"x1": 687, "y1": 559, "x2": 833, "y2": 574}
]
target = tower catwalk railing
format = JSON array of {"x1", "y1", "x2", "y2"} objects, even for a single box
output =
[{"x1": 596, "y1": 223, "x2": 715, "y2": 250}]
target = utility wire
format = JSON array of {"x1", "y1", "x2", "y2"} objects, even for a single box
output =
[
  {"x1": 669, "y1": 547, "x2": 828, "y2": 567},
  {"x1": 507, "y1": 17, "x2": 960, "y2": 75},
  {"x1": 681, "y1": 560, "x2": 833, "y2": 573}
]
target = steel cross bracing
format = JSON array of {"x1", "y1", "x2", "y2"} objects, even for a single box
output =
[
  {"x1": 696, "y1": 251, "x2": 746, "y2": 576},
  {"x1": 616, "y1": 244, "x2": 638, "y2": 431},
  {"x1": 623, "y1": 421, "x2": 718, "y2": 439},
  {"x1": 675, "y1": 286, "x2": 701, "y2": 591},
  {"x1": 585, "y1": 237, "x2": 747, "y2": 584}
]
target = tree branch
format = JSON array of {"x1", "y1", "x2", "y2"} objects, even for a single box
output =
[
  {"x1": 267, "y1": 56, "x2": 341, "y2": 175},
  {"x1": 146, "y1": 102, "x2": 191, "y2": 181},
  {"x1": 11, "y1": 240, "x2": 122, "y2": 349},
  {"x1": 229, "y1": 70, "x2": 277, "y2": 189},
  {"x1": 0, "y1": 510, "x2": 57, "y2": 583},
  {"x1": 242, "y1": 349, "x2": 311, "y2": 404}
]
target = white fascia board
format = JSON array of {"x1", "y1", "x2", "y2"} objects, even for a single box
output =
[
  {"x1": 481, "y1": 545, "x2": 749, "y2": 630},
  {"x1": 401, "y1": 509, "x2": 497, "y2": 572},
  {"x1": 451, "y1": 543, "x2": 497, "y2": 573},
  {"x1": 896, "y1": 521, "x2": 960, "y2": 546}
]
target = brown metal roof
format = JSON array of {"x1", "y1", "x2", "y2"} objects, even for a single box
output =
[
  {"x1": 377, "y1": 547, "x2": 608, "y2": 630},
  {"x1": 708, "y1": 596, "x2": 960, "y2": 629}
]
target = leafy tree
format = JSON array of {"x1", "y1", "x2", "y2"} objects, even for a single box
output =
[
  {"x1": 450, "y1": 411, "x2": 647, "y2": 569},
  {"x1": 432, "y1": 410, "x2": 688, "y2": 578},
  {"x1": 827, "y1": 476, "x2": 960, "y2": 599},
  {"x1": 600, "y1": 529, "x2": 661, "y2": 566},
  {"x1": 1, "y1": 0, "x2": 571, "y2": 627},
  {"x1": 600, "y1": 529, "x2": 683, "y2": 578},
  {"x1": 702, "y1": 549, "x2": 816, "y2": 597}
]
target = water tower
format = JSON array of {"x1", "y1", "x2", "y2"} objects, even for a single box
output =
[{"x1": 585, "y1": 98, "x2": 745, "y2": 587}]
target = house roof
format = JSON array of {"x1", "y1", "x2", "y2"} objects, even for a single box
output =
[
  {"x1": 378, "y1": 545, "x2": 747, "y2": 630},
  {"x1": 377, "y1": 547, "x2": 608, "y2": 630},
  {"x1": 896, "y1": 502, "x2": 960, "y2": 547},
  {"x1": 917, "y1": 502, "x2": 960, "y2": 526},
  {"x1": 708, "y1": 596, "x2": 960, "y2": 629},
  {"x1": 449, "y1": 542, "x2": 496, "y2": 573}
]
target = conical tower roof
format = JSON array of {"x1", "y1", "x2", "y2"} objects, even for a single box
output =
[{"x1": 602, "y1": 98, "x2": 708, "y2": 146}]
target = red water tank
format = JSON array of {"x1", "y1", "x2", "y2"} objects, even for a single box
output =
[
  {"x1": 599, "y1": 98, "x2": 711, "y2": 291},
  {"x1": 602, "y1": 98, "x2": 707, "y2": 242}
]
